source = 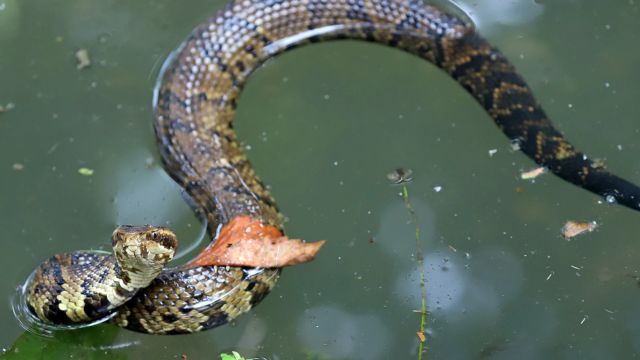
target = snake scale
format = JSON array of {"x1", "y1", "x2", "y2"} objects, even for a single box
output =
[{"x1": 25, "y1": 0, "x2": 640, "y2": 334}]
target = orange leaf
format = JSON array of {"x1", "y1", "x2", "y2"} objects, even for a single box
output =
[{"x1": 187, "y1": 216, "x2": 325, "y2": 268}]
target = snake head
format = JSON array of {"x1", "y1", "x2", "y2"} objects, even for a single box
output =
[{"x1": 112, "y1": 225, "x2": 178, "y2": 272}]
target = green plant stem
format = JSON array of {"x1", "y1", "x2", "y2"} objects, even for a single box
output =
[{"x1": 402, "y1": 185, "x2": 427, "y2": 359}]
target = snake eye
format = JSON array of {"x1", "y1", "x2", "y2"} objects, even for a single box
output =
[{"x1": 150, "y1": 232, "x2": 158, "y2": 240}]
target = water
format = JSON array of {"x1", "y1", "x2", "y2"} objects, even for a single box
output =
[{"x1": 1, "y1": 0, "x2": 640, "y2": 358}]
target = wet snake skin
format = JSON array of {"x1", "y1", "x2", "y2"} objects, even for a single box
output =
[
  {"x1": 30, "y1": 0, "x2": 640, "y2": 334},
  {"x1": 26, "y1": 226, "x2": 178, "y2": 325}
]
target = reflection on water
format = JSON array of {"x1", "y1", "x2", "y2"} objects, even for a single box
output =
[
  {"x1": 110, "y1": 148, "x2": 210, "y2": 261},
  {"x1": 453, "y1": 0, "x2": 544, "y2": 30},
  {"x1": 297, "y1": 305, "x2": 390, "y2": 359},
  {"x1": 395, "y1": 252, "x2": 466, "y2": 312},
  {"x1": 375, "y1": 199, "x2": 436, "y2": 257}
]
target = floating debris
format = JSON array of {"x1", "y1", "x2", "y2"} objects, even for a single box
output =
[
  {"x1": 12, "y1": 163, "x2": 24, "y2": 171},
  {"x1": 78, "y1": 167, "x2": 94, "y2": 176},
  {"x1": 0, "y1": 102, "x2": 15, "y2": 114},
  {"x1": 488, "y1": 149, "x2": 498, "y2": 157},
  {"x1": 416, "y1": 331, "x2": 426, "y2": 343},
  {"x1": 520, "y1": 167, "x2": 546, "y2": 180},
  {"x1": 75, "y1": 48, "x2": 91, "y2": 70},
  {"x1": 433, "y1": 185, "x2": 442, "y2": 192},
  {"x1": 386, "y1": 167, "x2": 413, "y2": 184},
  {"x1": 546, "y1": 271, "x2": 554, "y2": 281},
  {"x1": 579, "y1": 315, "x2": 588, "y2": 325},
  {"x1": 561, "y1": 220, "x2": 597, "y2": 240}
]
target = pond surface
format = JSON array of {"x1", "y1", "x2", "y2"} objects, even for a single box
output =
[{"x1": 1, "y1": 0, "x2": 640, "y2": 358}]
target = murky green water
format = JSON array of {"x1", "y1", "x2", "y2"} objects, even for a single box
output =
[{"x1": 1, "y1": 0, "x2": 640, "y2": 358}]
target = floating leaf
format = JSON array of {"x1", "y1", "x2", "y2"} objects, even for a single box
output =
[
  {"x1": 562, "y1": 220, "x2": 597, "y2": 240},
  {"x1": 78, "y1": 167, "x2": 94, "y2": 176},
  {"x1": 187, "y1": 216, "x2": 324, "y2": 268}
]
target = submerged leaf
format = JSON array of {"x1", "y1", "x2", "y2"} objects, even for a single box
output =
[
  {"x1": 187, "y1": 216, "x2": 324, "y2": 268},
  {"x1": 78, "y1": 167, "x2": 94, "y2": 176},
  {"x1": 220, "y1": 352, "x2": 245, "y2": 360},
  {"x1": 1, "y1": 325, "x2": 124, "y2": 360}
]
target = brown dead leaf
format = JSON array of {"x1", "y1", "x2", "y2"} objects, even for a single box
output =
[
  {"x1": 562, "y1": 220, "x2": 597, "y2": 240},
  {"x1": 187, "y1": 216, "x2": 325, "y2": 268},
  {"x1": 416, "y1": 331, "x2": 426, "y2": 342}
]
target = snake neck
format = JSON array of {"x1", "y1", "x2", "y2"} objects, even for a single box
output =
[{"x1": 115, "y1": 262, "x2": 165, "y2": 291}]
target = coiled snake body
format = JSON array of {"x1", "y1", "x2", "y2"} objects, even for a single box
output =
[{"x1": 25, "y1": 0, "x2": 640, "y2": 334}]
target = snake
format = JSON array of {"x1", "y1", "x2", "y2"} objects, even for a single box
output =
[{"x1": 24, "y1": 0, "x2": 640, "y2": 335}]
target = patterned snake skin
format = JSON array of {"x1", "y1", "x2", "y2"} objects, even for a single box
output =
[{"x1": 32, "y1": 0, "x2": 640, "y2": 334}]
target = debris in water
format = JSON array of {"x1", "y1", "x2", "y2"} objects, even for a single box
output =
[
  {"x1": 433, "y1": 185, "x2": 442, "y2": 192},
  {"x1": 488, "y1": 149, "x2": 498, "y2": 157},
  {"x1": 520, "y1": 167, "x2": 546, "y2": 180},
  {"x1": 0, "y1": 102, "x2": 15, "y2": 114},
  {"x1": 561, "y1": 220, "x2": 597, "y2": 240},
  {"x1": 12, "y1": 163, "x2": 24, "y2": 171},
  {"x1": 78, "y1": 167, "x2": 94, "y2": 176},
  {"x1": 386, "y1": 168, "x2": 413, "y2": 184},
  {"x1": 75, "y1": 48, "x2": 91, "y2": 70},
  {"x1": 546, "y1": 271, "x2": 554, "y2": 281},
  {"x1": 416, "y1": 331, "x2": 426, "y2": 343}
]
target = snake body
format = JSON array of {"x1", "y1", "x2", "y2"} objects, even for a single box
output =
[
  {"x1": 26, "y1": 226, "x2": 178, "y2": 324},
  {"x1": 25, "y1": 0, "x2": 640, "y2": 334}
]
